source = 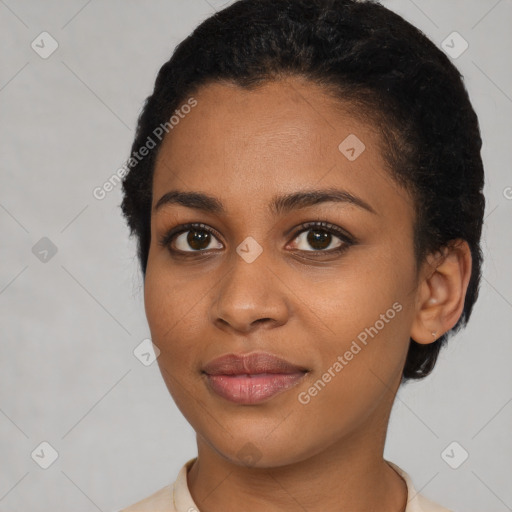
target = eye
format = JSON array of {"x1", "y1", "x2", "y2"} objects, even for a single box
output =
[
  {"x1": 288, "y1": 221, "x2": 354, "y2": 253},
  {"x1": 158, "y1": 223, "x2": 223, "y2": 253},
  {"x1": 159, "y1": 220, "x2": 355, "y2": 256}
]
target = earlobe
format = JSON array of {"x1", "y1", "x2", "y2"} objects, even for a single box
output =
[{"x1": 410, "y1": 240, "x2": 472, "y2": 345}]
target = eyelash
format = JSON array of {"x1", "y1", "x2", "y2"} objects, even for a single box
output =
[{"x1": 158, "y1": 221, "x2": 356, "y2": 257}]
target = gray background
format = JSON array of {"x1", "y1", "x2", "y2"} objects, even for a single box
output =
[{"x1": 1, "y1": 0, "x2": 511, "y2": 511}]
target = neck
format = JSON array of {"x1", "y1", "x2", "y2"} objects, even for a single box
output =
[{"x1": 187, "y1": 390, "x2": 408, "y2": 512}]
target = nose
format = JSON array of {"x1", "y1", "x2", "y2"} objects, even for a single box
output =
[{"x1": 209, "y1": 249, "x2": 290, "y2": 334}]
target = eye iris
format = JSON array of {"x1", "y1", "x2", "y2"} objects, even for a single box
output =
[
  {"x1": 307, "y1": 229, "x2": 331, "y2": 250},
  {"x1": 187, "y1": 229, "x2": 210, "y2": 250}
]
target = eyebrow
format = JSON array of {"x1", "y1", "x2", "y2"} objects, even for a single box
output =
[{"x1": 153, "y1": 187, "x2": 377, "y2": 216}]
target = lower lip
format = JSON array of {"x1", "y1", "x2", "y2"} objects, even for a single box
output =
[{"x1": 204, "y1": 372, "x2": 306, "y2": 404}]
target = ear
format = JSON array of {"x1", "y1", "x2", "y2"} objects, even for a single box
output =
[{"x1": 410, "y1": 239, "x2": 472, "y2": 344}]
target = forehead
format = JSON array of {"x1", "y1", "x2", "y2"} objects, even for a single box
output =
[
  {"x1": 152, "y1": 78, "x2": 412, "y2": 220},
  {"x1": 158, "y1": 78, "x2": 367, "y2": 157}
]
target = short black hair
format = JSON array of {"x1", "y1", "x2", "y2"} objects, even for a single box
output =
[{"x1": 120, "y1": 0, "x2": 485, "y2": 383}]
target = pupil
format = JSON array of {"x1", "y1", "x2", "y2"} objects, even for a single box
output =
[
  {"x1": 188, "y1": 229, "x2": 210, "y2": 250},
  {"x1": 307, "y1": 230, "x2": 330, "y2": 250}
]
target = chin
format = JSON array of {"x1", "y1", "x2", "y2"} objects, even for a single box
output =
[{"x1": 202, "y1": 427, "x2": 314, "y2": 469}]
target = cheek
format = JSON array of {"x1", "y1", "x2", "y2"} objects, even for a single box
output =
[
  {"x1": 144, "y1": 267, "x2": 171, "y2": 342},
  {"x1": 293, "y1": 298, "x2": 409, "y2": 442},
  {"x1": 144, "y1": 261, "x2": 203, "y2": 361},
  {"x1": 144, "y1": 264, "x2": 207, "y2": 414},
  {"x1": 310, "y1": 253, "x2": 406, "y2": 335},
  {"x1": 303, "y1": 251, "x2": 413, "y2": 394}
]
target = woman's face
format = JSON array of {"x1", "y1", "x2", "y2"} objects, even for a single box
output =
[{"x1": 144, "y1": 77, "x2": 421, "y2": 467}]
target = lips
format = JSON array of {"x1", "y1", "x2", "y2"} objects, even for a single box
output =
[
  {"x1": 202, "y1": 352, "x2": 309, "y2": 404},
  {"x1": 203, "y1": 352, "x2": 308, "y2": 375}
]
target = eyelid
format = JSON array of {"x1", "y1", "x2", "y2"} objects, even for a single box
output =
[{"x1": 291, "y1": 221, "x2": 356, "y2": 244}]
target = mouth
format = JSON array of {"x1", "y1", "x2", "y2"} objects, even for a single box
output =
[{"x1": 202, "y1": 352, "x2": 309, "y2": 404}]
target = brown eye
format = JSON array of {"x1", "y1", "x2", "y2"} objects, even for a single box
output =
[
  {"x1": 293, "y1": 228, "x2": 344, "y2": 251},
  {"x1": 159, "y1": 223, "x2": 224, "y2": 253},
  {"x1": 173, "y1": 227, "x2": 223, "y2": 252},
  {"x1": 289, "y1": 221, "x2": 354, "y2": 253}
]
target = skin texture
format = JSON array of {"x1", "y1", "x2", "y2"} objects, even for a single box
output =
[{"x1": 144, "y1": 77, "x2": 472, "y2": 512}]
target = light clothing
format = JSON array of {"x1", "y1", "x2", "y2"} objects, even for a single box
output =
[{"x1": 117, "y1": 457, "x2": 452, "y2": 512}]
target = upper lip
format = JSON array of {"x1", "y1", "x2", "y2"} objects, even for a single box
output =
[{"x1": 202, "y1": 352, "x2": 308, "y2": 376}]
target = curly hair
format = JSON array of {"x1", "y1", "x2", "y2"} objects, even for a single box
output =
[{"x1": 120, "y1": 0, "x2": 485, "y2": 383}]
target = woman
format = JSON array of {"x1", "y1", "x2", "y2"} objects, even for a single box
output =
[{"x1": 118, "y1": 0, "x2": 485, "y2": 510}]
